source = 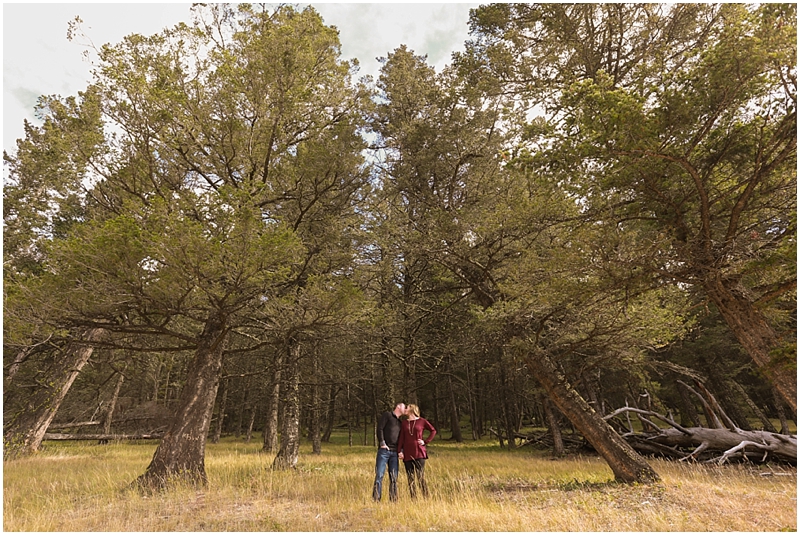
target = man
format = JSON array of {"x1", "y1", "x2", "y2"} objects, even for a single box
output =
[{"x1": 372, "y1": 402, "x2": 405, "y2": 502}]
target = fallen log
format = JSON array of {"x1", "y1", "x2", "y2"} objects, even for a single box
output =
[
  {"x1": 648, "y1": 427, "x2": 796, "y2": 463},
  {"x1": 604, "y1": 407, "x2": 796, "y2": 464},
  {"x1": 42, "y1": 433, "x2": 163, "y2": 441}
]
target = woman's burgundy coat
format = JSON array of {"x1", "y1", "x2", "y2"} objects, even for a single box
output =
[{"x1": 398, "y1": 417, "x2": 436, "y2": 460}]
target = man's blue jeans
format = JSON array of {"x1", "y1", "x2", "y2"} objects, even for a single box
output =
[{"x1": 372, "y1": 447, "x2": 398, "y2": 501}]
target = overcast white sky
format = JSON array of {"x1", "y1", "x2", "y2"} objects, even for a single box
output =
[{"x1": 3, "y1": 3, "x2": 480, "y2": 155}]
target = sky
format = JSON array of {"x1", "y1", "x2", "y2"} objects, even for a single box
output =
[{"x1": 2, "y1": 3, "x2": 481, "y2": 155}]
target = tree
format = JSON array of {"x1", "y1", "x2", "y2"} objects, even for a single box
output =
[
  {"x1": 4, "y1": 4, "x2": 368, "y2": 485},
  {"x1": 4, "y1": 86, "x2": 110, "y2": 456},
  {"x1": 464, "y1": 2, "x2": 797, "y2": 412},
  {"x1": 372, "y1": 45, "x2": 668, "y2": 482}
]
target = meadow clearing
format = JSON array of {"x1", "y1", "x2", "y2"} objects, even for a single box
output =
[{"x1": 4, "y1": 433, "x2": 796, "y2": 532}]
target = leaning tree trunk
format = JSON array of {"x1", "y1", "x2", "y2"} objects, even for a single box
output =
[
  {"x1": 273, "y1": 338, "x2": 301, "y2": 470},
  {"x1": 705, "y1": 277, "x2": 797, "y2": 413},
  {"x1": 4, "y1": 328, "x2": 105, "y2": 458},
  {"x1": 526, "y1": 350, "x2": 660, "y2": 484},
  {"x1": 99, "y1": 370, "x2": 125, "y2": 444},
  {"x1": 135, "y1": 313, "x2": 227, "y2": 488}
]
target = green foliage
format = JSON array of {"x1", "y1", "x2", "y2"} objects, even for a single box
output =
[{"x1": 3, "y1": 2, "x2": 795, "y2": 472}]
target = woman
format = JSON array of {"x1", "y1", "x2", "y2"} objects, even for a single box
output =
[{"x1": 397, "y1": 403, "x2": 436, "y2": 499}]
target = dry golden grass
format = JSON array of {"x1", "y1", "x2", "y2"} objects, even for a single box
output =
[{"x1": 4, "y1": 434, "x2": 796, "y2": 531}]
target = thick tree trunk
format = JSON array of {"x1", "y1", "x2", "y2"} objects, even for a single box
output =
[
  {"x1": 136, "y1": 313, "x2": 227, "y2": 487},
  {"x1": 211, "y1": 377, "x2": 228, "y2": 444},
  {"x1": 705, "y1": 278, "x2": 797, "y2": 413},
  {"x1": 526, "y1": 350, "x2": 660, "y2": 484},
  {"x1": 273, "y1": 338, "x2": 301, "y2": 470},
  {"x1": 4, "y1": 328, "x2": 105, "y2": 458},
  {"x1": 262, "y1": 351, "x2": 283, "y2": 453}
]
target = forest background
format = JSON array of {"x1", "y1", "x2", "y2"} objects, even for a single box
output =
[{"x1": 3, "y1": 3, "x2": 797, "y2": 531}]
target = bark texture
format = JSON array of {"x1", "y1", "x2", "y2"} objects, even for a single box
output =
[
  {"x1": 135, "y1": 314, "x2": 227, "y2": 487},
  {"x1": 262, "y1": 352, "x2": 283, "y2": 453},
  {"x1": 273, "y1": 338, "x2": 301, "y2": 470},
  {"x1": 526, "y1": 350, "x2": 660, "y2": 484},
  {"x1": 4, "y1": 328, "x2": 105, "y2": 458}
]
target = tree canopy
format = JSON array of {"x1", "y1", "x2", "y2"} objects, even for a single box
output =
[{"x1": 4, "y1": 3, "x2": 795, "y2": 484}]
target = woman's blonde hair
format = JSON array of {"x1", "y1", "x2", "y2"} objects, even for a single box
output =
[{"x1": 407, "y1": 404, "x2": 420, "y2": 417}]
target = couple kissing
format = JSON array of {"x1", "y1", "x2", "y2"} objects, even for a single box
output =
[{"x1": 372, "y1": 402, "x2": 437, "y2": 502}]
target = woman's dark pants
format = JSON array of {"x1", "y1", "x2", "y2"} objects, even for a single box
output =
[{"x1": 403, "y1": 458, "x2": 428, "y2": 498}]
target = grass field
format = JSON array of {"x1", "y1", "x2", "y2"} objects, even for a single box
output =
[{"x1": 4, "y1": 433, "x2": 796, "y2": 531}]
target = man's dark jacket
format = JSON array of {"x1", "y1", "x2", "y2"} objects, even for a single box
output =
[{"x1": 377, "y1": 410, "x2": 401, "y2": 450}]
